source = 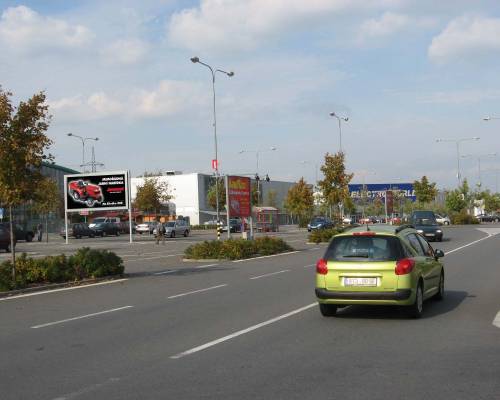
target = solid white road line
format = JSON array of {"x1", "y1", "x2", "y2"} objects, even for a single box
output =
[
  {"x1": 303, "y1": 263, "x2": 316, "y2": 268},
  {"x1": 493, "y1": 311, "x2": 500, "y2": 329},
  {"x1": 195, "y1": 263, "x2": 219, "y2": 269},
  {"x1": 153, "y1": 270, "x2": 179, "y2": 275},
  {"x1": 309, "y1": 247, "x2": 321, "y2": 251},
  {"x1": 167, "y1": 284, "x2": 227, "y2": 299},
  {"x1": 31, "y1": 306, "x2": 134, "y2": 329},
  {"x1": 124, "y1": 254, "x2": 184, "y2": 262},
  {"x1": 249, "y1": 270, "x2": 290, "y2": 280},
  {"x1": 0, "y1": 279, "x2": 129, "y2": 302},
  {"x1": 170, "y1": 303, "x2": 317, "y2": 359},
  {"x1": 232, "y1": 251, "x2": 300, "y2": 263},
  {"x1": 446, "y1": 232, "x2": 498, "y2": 255}
]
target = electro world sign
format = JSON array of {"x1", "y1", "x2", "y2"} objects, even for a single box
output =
[{"x1": 348, "y1": 183, "x2": 416, "y2": 201}]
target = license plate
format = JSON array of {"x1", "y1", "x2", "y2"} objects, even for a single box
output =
[
  {"x1": 425, "y1": 233, "x2": 435, "y2": 237},
  {"x1": 344, "y1": 277, "x2": 377, "y2": 286}
]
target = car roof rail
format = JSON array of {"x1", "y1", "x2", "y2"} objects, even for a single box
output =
[{"x1": 395, "y1": 224, "x2": 415, "y2": 233}]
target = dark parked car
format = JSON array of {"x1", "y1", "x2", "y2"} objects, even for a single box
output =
[
  {"x1": 411, "y1": 211, "x2": 443, "y2": 242},
  {"x1": 60, "y1": 223, "x2": 95, "y2": 239},
  {"x1": 0, "y1": 224, "x2": 16, "y2": 252},
  {"x1": 221, "y1": 217, "x2": 243, "y2": 233},
  {"x1": 307, "y1": 217, "x2": 334, "y2": 232},
  {"x1": 0, "y1": 223, "x2": 34, "y2": 242},
  {"x1": 476, "y1": 213, "x2": 500, "y2": 223},
  {"x1": 92, "y1": 222, "x2": 120, "y2": 237}
]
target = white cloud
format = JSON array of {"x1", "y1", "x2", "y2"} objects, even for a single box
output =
[
  {"x1": 418, "y1": 89, "x2": 500, "y2": 105},
  {"x1": 358, "y1": 12, "x2": 409, "y2": 38},
  {"x1": 167, "y1": 0, "x2": 402, "y2": 52},
  {"x1": 429, "y1": 15, "x2": 500, "y2": 64},
  {"x1": 0, "y1": 6, "x2": 93, "y2": 52},
  {"x1": 48, "y1": 81, "x2": 206, "y2": 121},
  {"x1": 101, "y1": 38, "x2": 150, "y2": 65},
  {"x1": 49, "y1": 92, "x2": 123, "y2": 121},
  {"x1": 356, "y1": 12, "x2": 436, "y2": 44}
]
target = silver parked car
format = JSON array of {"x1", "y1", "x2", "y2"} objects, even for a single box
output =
[
  {"x1": 435, "y1": 214, "x2": 451, "y2": 225},
  {"x1": 164, "y1": 220, "x2": 190, "y2": 238}
]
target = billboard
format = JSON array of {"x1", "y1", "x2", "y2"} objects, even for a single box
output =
[
  {"x1": 227, "y1": 176, "x2": 251, "y2": 218},
  {"x1": 348, "y1": 183, "x2": 416, "y2": 201},
  {"x1": 64, "y1": 171, "x2": 129, "y2": 212}
]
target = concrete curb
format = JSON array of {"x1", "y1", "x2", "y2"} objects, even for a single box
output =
[
  {"x1": 0, "y1": 275, "x2": 127, "y2": 299},
  {"x1": 182, "y1": 258, "x2": 222, "y2": 263}
]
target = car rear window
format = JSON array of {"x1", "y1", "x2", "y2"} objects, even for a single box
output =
[{"x1": 324, "y1": 235, "x2": 404, "y2": 262}]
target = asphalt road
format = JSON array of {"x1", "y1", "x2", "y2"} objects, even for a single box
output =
[{"x1": 1, "y1": 225, "x2": 499, "y2": 399}]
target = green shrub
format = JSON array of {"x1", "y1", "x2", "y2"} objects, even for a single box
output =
[
  {"x1": 184, "y1": 237, "x2": 294, "y2": 260},
  {"x1": 0, "y1": 248, "x2": 124, "y2": 291},
  {"x1": 308, "y1": 228, "x2": 343, "y2": 244},
  {"x1": 451, "y1": 211, "x2": 479, "y2": 225}
]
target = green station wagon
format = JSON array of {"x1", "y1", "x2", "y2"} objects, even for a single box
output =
[{"x1": 315, "y1": 224, "x2": 445, "y2": 318}]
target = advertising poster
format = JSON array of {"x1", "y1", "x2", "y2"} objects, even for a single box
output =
[
  {"x1": 65, "y1": 171, "x2": 129, "y2": 212},
  {"x1": 227, "y1": 176, "x2": 251, "y2": 217}
]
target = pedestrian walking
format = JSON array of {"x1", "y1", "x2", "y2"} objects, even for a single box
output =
[
  {"x1": 155, "y1": 220, "x2": 165, "y2": 245},
  {"x1": 37, "y1": 222, "x2": 43, "y2": 242}
]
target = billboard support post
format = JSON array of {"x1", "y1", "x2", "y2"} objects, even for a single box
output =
[
  {"x1": 128, "y1": 171, "x2": 133, "y2": 244},
  {"x1": 63, "y1": 178, "x2": 69, "y2": 244},
  {"x1": 225, "y1": 175, "x2": 230, "y2": 239}
]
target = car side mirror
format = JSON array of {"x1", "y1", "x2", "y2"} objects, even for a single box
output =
[{"x1": 434, "y1": 249, "x2": 445, "y2": 259}]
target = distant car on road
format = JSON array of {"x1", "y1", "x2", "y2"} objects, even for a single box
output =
[
  {"x1": 0, "y1": 224, "x2": 16, "y2": 252},
  {"x1": 435, "y1": 214, "x2": 451, "y2": 225},
  {"x1": 221, "y1": 217, "x2": 243, "y2": 233},
  {"x1": 60, "y1": 223, "x2": 96, "y2": 239},
  {"x1": 411, "y1": 211, "x2": 442, "y2": 242},
  {"x1": 307, "y1": 216, "x2": 334, "y2": 232},
  {"x1": 315, "y1": 224, "x2": 445, "y2": 318}
]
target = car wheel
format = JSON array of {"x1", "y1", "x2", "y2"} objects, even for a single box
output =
[
  {"x1": 26, "y1": 234, "x2": 33, "y2": 242},
  {"x1": 72, "y1": 191, "x2": 80, "y2": 200},
  {"x1": 116, "y1": 230, "x2": 120, "y2": 236},
  {"x1": 86, "y1": 198, "x2": 96, "y2": 207},
  {"x1": 171, "y1": 231, "x2": 176, "y2": 238},
  {"x1": 495, "y1": 218, "x2": 499, "y2": 223},
  {"x1": 408, "y1": 282, "x2": 424, "y2": 319},
  {"x1": 90, "y1": 233, "x2": 95, "y2": 238},
  {"x1": 184, "y1": 230, "x2": 189, "y2": 237},
  {"x1": 102, "y1": 231, "x2": 107, "y2": 237},
  {"x1": 444, "y1": 221, "x2": 450, "y2": 225},
  {"x1": 434, "y1": 271, "x2": 444, "y2": 301},
  {"x1": 319, "y1": 303, "x2": 337, "y2": 317},
  {"x1": 5, "y1": 243, "x2": 10, "y2": 253}
]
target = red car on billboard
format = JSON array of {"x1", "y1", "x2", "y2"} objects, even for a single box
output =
[{"x1": 68, "y1": 179, "x2": 104, "y2": 207}]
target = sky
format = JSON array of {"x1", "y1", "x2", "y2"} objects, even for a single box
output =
[{"x1": 1, "y1": 0, "x2": 500, "y2": 191}]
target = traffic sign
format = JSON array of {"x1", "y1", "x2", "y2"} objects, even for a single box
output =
[{"x1": 212, "y1": 159, "x2": 218, "y2": 170}]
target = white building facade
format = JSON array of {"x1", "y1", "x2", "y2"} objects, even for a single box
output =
[{"x1": 131, "y1": 173, "x2": 295, "y2": 225}]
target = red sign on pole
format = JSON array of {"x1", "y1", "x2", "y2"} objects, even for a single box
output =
[
  {"x1": 227, "y1": 176, "x2": 251, "y2": 217},
  {"x1": 212, "y1": 159, "x2": 218, "y2": 170}
]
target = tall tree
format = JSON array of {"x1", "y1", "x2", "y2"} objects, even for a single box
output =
[
  {"x1": 206, "y1": 177, "x2": 226, "y2": 211},
  {"x1": 317, "y1": 152, "x2": 353, "y2": 220},
  {"x1": 32, "y1": 177, "x2": 60, "y2": 242},
  {"x1": 134, "y1": 177, "x2": 172, "y2": 215},
  {"x1": 413, "y1": 176, "x2": 438, "y2": 204},
  {"x1": 284, "y1": 178, "x2": 314, "y2": 225},
  {"x1": 0, "y1": 88, "x2": 52, "y2": 278}
]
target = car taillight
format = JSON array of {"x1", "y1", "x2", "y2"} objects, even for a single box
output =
[
  {"x1": 395, "y1": 258, "x2": 415, "y2": 275},
  {"x1": 316, "y1": 258, "x2": 328, "y2": 275}
]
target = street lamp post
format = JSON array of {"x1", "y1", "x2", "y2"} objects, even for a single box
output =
[
  {"x1": 239, "y1": 147, "x2": 276, "y2": 206},
  {"x1": 191, "y1": 57, "x2": 234, "y2": 227},
  {"x1": 67, "y1": 133, "x2": 99, "y2": 172},
  {"x1": 461, "y1": 153, "x2": 497, "y2": 188},
  {"x1": 435, "y1": 137, "x2": 480, "y2": 186},
  {"x1": 329, "y1": 112, "x2": 349, "y2": 153}
]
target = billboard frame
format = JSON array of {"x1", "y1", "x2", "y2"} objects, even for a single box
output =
[{"x1": 63, "y1": 170, "x2": 133, "y2": 244}]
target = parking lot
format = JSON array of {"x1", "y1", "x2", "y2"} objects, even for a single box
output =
[{"x1": 1, "y1": 224, "x2": 500, "y2": 399}]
